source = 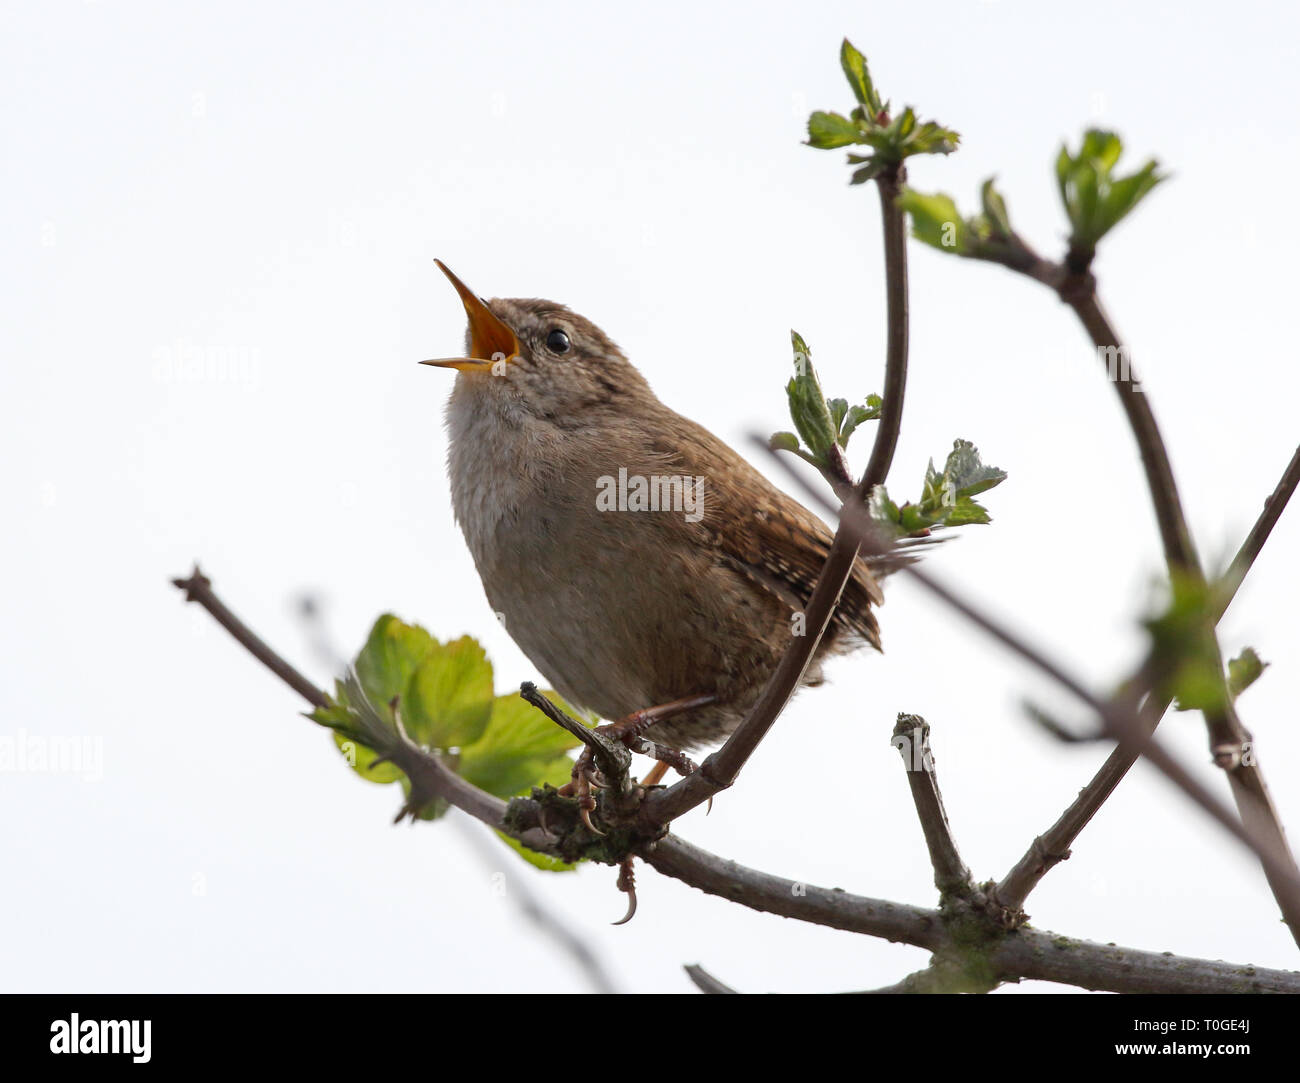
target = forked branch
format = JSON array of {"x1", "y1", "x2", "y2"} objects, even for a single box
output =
[{"x1": 172, "y1": 567, "x2": 1300, "y2": 992}]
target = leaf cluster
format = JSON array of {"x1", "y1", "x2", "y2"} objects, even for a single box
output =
[
  {"x1": 869, "y1": 440, "x2": 1007, "y2": 535},
  {"x1": 770, "y1": 330, "x2": 882, "y2": 470},
  {"x1": 806, "y1": 39, "x2": 959, "y2": 182},
  {"x1": 1144, "y1": 580, "x2": 1267, "y2": 713},
  {"x1": 310, "y1": 615, "x2": 585, "y2": 869},
  {"x1": 898, "y1": 131, "x2": 1163, "y2": 266}
]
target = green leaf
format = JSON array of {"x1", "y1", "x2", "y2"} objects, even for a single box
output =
[
  {"x1": 866, "y1": 439, "x2": 1005, "y2": 535},
  {"x1": 838, "y1": 395, "x2": 882, "y2": 447},
  {"x1": 896, "y1": 189, "x2": 967, "y2": 253},
  {"x1": 807, "y1": 41, "x2": 957, "y2": 179},
  {"x1": 785, "y1": 331, "x2": 838, "y2": 464},
  {"x1": 943, "y1": 438, "x2": 1008, "y2": 498},
  {"x1": 354, "y1": 614, "x2": 438, "y2": 722},
  {"x1": 980, "y1": 178, "x2": 1013, "y2": 240},
  {"x1": 1145, "y1": 575, "x2": 1226, "y2": 713},
  {"x1": 941, "y1": 498, "x2": 993, "y2": 526},
  {"x1": 768, "y1": 431, "x2": 801, "y2": 454},
  {"x1": 1082, "y1": 128, "x2": 1123, "y2": 170},
  {"x1": 920, "y1": 456, "x2": 948, "y2": 508},
  {"x1": 899, "y1": 181, "x2": 1025, "y2": 261},
  {"x1": 458, "y1": 691, "x2": 585, "y2": 801},
  {"x1": 906, "y1": 118, "x2": 959, "y2": 158},
  {"x1": 495, "y1": 830, "x2": 578, "y2": 872},
  {"x1": 840, "y1": 39, "x2": 883, "y2": 115},
  {"x1": 849, "y1": 161, "x2": 889, "y2": 185},
  {"x1": 311, "y1": 619, "x2": 592, "y2": 871},
  {"x1": 1096, "y1": 161, "x2": 1164, "y2": 237},
  {"x1": 827, "y1": 397, "x2": 849, "y2": 434},
  {"x1": 332, "y1": 729, "x2": 404, "y2": 785},
  {"x1": 807, "y1": 110, "x2": 860, "y2": 149},
  {"x1": 1056, "y1": 129, "x2": 1166, "y2": 250},
  {"x1": 403, "y1": 635, "x2": 495, "y2": 749},
  {"x1": 310, "y1": 679, "x2": 363, "y2": 735},
  {"x1": 1227, "y1": 648, "x2": 1268, "y2": 700},
  {"x1": 310, "y1": 676, "x2": 398, "y2": 781},
  {"x1": 867, "y1": 484, "x2": 901, "y2": 527},
  {"x1": 896, "y1": 502, "x2": 933, "y2": 535}
]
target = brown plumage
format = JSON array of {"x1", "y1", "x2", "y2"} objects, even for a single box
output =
[{"x1": 431, "y1": 285, "x2": 886, "y2": 753}]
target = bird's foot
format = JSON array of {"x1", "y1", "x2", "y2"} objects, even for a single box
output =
[{"x1": 557, "y1": 693, "x2": 716, "y2": 834}]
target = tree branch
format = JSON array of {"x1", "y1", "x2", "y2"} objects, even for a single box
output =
[
  {"x1": 1018, "y1": 265, "x2": 1300, "y2": 943},
  {"x1": 643, "y1": 164, "x2": 912, "y2": 827},
  {"x1": 173, "y1": 566, "x2": 328, "y2": 710},
  {"x1": 1066, "y1": 287, "x2": 1198, "y2": 571},
  {"x1": 645, "y1": 836, "x2": 1300, "y2": 993},
  {"x1": 858, "y1": 166, "x2": 909, "y2": 494},
  {"x1": 1217, "y1": 442, "x2": 1300, "y2": 618},
  {"x1": 683, "y1": 963, "x2": 739, "y2": 994},
  {"x1": 765, "y1": 456, "x2": 1300, "y2": 925},
  {"x1": 519, "y1": 681, "x2": 630, "y2": 786},
  {"x1": 174, "y1": 566, "x2": 1300, "y2": 992},
  {"x1": 891, "y1": 715, "x2": 973, "y2": 898},
  {"x1": 995, "y1": 444, "x2": 1300, "y2": 913}
]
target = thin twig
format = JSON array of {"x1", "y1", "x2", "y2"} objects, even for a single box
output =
[
  {"x1": 518, "y1": 681, "x2": 629, "y2": 784},
  {"x1": 683, "y1": 963, "x2": 740, "y2": 994},
  {"x1": 1217, "y1": 443, "x2": 1300, "y2": 620},
  {"x1": 644, "y1": 164, "x2": 912, "y2": 826},
  {"x1": 173, "y1": 567, "x2": 513, "y2": 831},
  {"x1": 995, "y1": 694, "x2": 1165, "y2": 912},
  {"x1": 858, "y1": 166, "x2": 910, "y2": 495},
  {"x1": 173, "y1": 566, "x2": 328, "y2": 709},
  {"x1": 891, "y1": 715, "x2": 972, "y2": 897},
  {"x1": 1066, "y1": 289, "x2": 1198, "y2": 571}
]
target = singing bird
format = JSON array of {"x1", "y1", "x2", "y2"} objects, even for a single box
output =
[{"x1": 422, "y1": 261, "x2": 886, "y2": 801}]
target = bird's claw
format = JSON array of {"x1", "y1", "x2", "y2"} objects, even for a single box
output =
[
  {"x1": 577, "y1": 794, "x2": 605, "y2": 837},
  {"x1": 558, "y1": 756, "x2": 607, "y2": 836},
  {"x1": 612, "y1": 857, "x2": 637, "y2": 925}
]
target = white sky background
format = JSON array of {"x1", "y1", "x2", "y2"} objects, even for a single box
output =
[{"x1": 3, "y1": 0, "x2": 1299, "y2": 993}]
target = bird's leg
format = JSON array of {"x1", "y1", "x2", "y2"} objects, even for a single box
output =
[
  {"x1": 606, "y1": 692, "x2": 719, "y2": 746},
  {"x1": 558, "y1": 693, "x2": 715, "y2": 831},
  {"x1": 627, "y1": 737, "x2": 698, "y2": 780},
  {"x1": 629, "y1": 737, "x2": 713, "y2": 814},
  {"x1": 639, "y1": 761, "x2": 670, "y2": 787}
]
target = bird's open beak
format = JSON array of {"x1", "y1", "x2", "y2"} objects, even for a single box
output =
[{"x1": 419, "y1": 260, "x2": 520, "y2": 372}]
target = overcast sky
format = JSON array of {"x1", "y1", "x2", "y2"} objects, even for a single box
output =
[{"x1": 4, "y1": 0, "x2": 1299, "y2": 993}]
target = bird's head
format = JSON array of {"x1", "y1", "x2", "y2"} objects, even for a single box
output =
[{"x1": 422, "y1": 260, "x2": 652, "y2": 424}]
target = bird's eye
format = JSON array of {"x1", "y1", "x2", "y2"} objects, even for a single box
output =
[{"x1": 546, "y1": 329, "x2": 570, "y2": 353}]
